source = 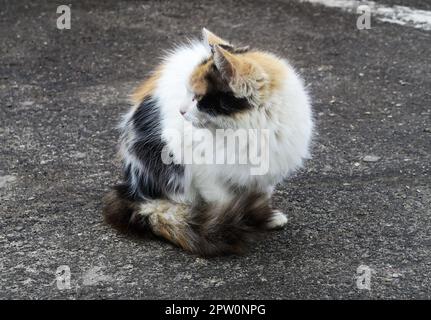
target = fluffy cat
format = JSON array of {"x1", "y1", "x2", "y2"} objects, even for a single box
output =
[{"x1": 103, "y1": 28, "x2": 313, "y2": 256}]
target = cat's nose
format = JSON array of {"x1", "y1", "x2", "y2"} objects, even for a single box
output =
[{"x1": 180, "y1": 110, "x2": 186, "y2": 116}]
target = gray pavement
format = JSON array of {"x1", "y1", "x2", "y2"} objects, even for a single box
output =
[{"x1": 0, "y1": 0, "x2": 430, "y2": 299}]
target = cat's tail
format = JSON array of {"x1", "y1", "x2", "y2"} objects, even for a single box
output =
[{"x1": 102, "y1": 184, "x2": 272, "y2": 256}]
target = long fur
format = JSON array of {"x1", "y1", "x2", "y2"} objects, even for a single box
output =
[
  {"x1": 103, "y1": 29, "x2": 314, "y2": 256},
  {"x1": 103, "y1": 185, "x2": 272, "y2": 256}
]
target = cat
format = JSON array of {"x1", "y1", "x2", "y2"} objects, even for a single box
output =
[{"x1": 103, "y1": 28, "x2": 314, "y2": 256}]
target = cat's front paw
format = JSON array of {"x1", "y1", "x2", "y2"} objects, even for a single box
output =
[{"x1": 267, "y1": 210, "x2": 288, "y2": 230}]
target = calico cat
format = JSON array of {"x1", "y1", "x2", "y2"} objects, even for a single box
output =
[{"x1": 103, "y1": 28, "x2": 313, "y2": 256}]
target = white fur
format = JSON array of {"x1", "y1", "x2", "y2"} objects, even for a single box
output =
[
  {"x1": 120, "y1": 39, "x2": 313, "y2": 222},
  {"x1": 267, "y1": 210, "x2": 289, "y2": 229},
  {"x1": 152, "y1": 41, "x2": 313, "y2": 205}
]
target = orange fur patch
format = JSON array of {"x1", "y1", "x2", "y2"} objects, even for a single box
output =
[
  {"x1": 131, "y1": 66, "x2": 163, "y2": 106},
  {"x1": 148, "y1": 208, "x2": 194, "y2": 252},
  {"x1": 213, "y1": 45, "x2": 248, "y2": 80},
  {"x1": 189, "y1": 48, "x2": 286, "y2": 106},
  {"x1": 189, "y1": 59, "x2": 213, "y2": 95},
  {"x1": 243, "y1": 51, "x2": 285, "y2": 96},
  {"x1": 212, "y1": 46, "x2": 285, "y2": 99}
]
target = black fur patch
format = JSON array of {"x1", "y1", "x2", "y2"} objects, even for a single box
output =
[
  {"x1": 187, "y1": 192, "x2": 273, "y2": 256},
  {"x1": 102, "y1": 184, "x2": 150, "y2": 235},
  {"x1": 195, "y1": 59, "x2": 253, "y2": 117},
  {"x1": 197, "y1": 91, "x2": 251, "y2": 116},
  {"x1": 124, "y1": 97, "x2": 184, "y2": 199}
]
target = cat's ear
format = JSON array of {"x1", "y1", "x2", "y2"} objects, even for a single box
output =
[
  {"x1": 213, "y1": 45, "x2": 266, "y2": 100},
  {"x1": 202, "y1": 28, "x2": 230, "y2": 48},
  {"x1": 213, "y1": 44, "x2": 251, "y2": 82}
]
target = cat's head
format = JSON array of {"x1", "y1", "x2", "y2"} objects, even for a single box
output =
[{"x1": 179, "y1": 28, "x2": 280, "y2": 128}]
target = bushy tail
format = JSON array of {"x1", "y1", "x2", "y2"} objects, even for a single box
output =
[{"x1": 103, "y1": 185, "x2": 272, "y2": 256}]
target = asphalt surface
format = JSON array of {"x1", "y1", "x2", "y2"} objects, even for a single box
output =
[{"x1": 0, "y1": 0, "x2": 430, "y2": 299}]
